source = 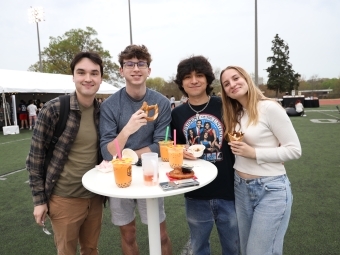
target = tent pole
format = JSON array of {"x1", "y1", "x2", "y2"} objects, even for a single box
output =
[
  {"x1": 2, "y1": 92, "x2": 8, "y2": 126},
  {"x1": 5, "y1": 100, "x2": 11, "y2": 126}
]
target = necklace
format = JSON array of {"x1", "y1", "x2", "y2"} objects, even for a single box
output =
[{"x1": 187, "y1": 96, "x2": 211, "y2": 120}]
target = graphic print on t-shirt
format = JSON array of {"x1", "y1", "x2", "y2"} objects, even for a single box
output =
[
  {"x1": 20, "y1": 104, "x2": 27, "y2": 112},
  {"x1": 183, "y1": 114, "x2": 224, "y2": 162}
]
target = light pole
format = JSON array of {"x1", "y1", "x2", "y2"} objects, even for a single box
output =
[
  {"x1": 128, "y1": 0, "x2": 133, "y2": 45},
  {"x1": 254, "y1": 0, "x2": 259, "y2": 86},
  {"x1": 28, "y1": 6, "x2": 44, "y2": 72}
]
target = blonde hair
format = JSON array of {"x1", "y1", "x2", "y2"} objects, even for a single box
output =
[{"x1": 219, "y1": 66, "x2": 269, "y2": 141}]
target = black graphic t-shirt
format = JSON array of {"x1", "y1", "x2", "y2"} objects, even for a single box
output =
[
  {"x1": 19, "y1": 103, "x2": 27, "y2": 113},
  {"x1": 171, "y1": 96, "x2": 235, "y2": 200}
]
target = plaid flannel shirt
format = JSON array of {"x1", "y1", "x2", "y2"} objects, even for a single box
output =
[{"x1": 26, "y1": 92, "x2": 100, "y2": 206}]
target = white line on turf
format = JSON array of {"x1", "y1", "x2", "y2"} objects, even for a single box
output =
[
  {"x1": 0, "y1": 138, "x2": 31, "y2": 145},
  {"x1": 180, "y1": 238, "x2": 193, "y2": 255},
  {"x1": 305, "y1": 109, "x2": 338, "y2": 112},
  {"x1": 0, "y1": 168, "x2": 26, "y2": 180}
]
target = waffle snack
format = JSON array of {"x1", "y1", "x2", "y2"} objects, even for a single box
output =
[
  {"x1": 228, "y1": 131, "x2": 244, "y2": 142},
  {"x1": 168, "y1": 167, "x2": 195, "y2": 179}
]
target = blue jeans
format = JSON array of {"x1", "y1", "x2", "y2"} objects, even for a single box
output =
[
  {"x1": 234, "y1": 172, "x2": 293, "y2": 255},
  {"x1": 185, "y1": 198, "x2": 240, "y2": 255}
]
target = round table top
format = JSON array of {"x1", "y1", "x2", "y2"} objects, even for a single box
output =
[{"x1": 82, "y1": 158, "x2": 217, "y2": 198}]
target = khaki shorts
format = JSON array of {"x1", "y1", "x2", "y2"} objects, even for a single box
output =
[{"x1": 109, "y1": 197, "x2": 166, "y2": 226}]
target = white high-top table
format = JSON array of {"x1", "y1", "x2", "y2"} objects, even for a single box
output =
[{"x1": 82, "y1": 158, "x2": 217, "y2": 255}]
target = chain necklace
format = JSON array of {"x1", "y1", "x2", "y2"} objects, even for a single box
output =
[{"x1": 187, "y1": 96, "x2": 211, "y2": 120}]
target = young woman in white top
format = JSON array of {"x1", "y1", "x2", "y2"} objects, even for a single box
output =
[
  {"x1": 220, "y1": 66, "x2": 301, "y2": 255},
  {"x1": 295, "y1": 99, "x2": 305, "y2": 116}
]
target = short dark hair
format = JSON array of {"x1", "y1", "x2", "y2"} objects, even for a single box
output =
[
  {"x1": 70, "y1": 52, "x2": 103, "y2": 77},
  {"x1": 118, "y1": 45, "x2": 152, "y2": 67},
  {"x1": 174, "y1": 55, "x2": 215, "y2": 97}
]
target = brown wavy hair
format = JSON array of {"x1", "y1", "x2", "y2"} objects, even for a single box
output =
[{"x1": 118, "y1": 44, "x2": 152, "y2": 67}]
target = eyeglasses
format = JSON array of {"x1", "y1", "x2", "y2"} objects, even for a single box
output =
[{"x1": 123, "y1": 61, "x2": 148, "y2": 69}]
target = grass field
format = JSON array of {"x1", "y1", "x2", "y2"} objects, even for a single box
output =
[{"x1": 1, "y1": 105, "x2": 339, "y2": 254}]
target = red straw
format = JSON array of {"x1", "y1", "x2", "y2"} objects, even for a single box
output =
[
  {"x1": 114, "y1": 139, "x2": 122, "y2": 159},
  {"x1": 174, "y1": 129, "x2": 176, "y2": 146}
]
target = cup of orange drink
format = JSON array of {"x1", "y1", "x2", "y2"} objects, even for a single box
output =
[
  {"x1": 168, "y1": 145, "x2": 184, "y2": 169},
  {"x1": 158, "y1": 141, "x2": 173, "y2": 162},
  {"x1": 112, "y1": 158, "x2": 132, "y2": 188}
]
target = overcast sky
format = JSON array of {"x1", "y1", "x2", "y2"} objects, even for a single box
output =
[{"x1": 1, "y1": 0, "x2": 339, "y2": 83}]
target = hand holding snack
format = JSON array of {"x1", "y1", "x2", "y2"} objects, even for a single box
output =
[
  {"x1": 228, "y1": 131, "x2": 256, "y2": 159},
  {"x1": 228, "y1": 131, "x2": 244, "y2": 142},
  {"x1": 140, "y1": 101, "x2": 159, "y2": 121},
  {"x1": 122, "y1": 110, "x2": 148, "y2": 136}
]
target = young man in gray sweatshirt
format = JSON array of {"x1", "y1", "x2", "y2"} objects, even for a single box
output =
[{"x1": 99, "y1": 44, "x2": 172, "y2": 255}]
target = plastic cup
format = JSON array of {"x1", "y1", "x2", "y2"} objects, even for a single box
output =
[
  {"x1": 158, "y1": 141, "x2": 173, "y2": 162},
  {"x1": 112, "y1": 158, "x2": 132, "y2": 188},
  {"x1": 141, "y1": 152, "x2": 159, "y2": 186},
  {"x1": 168, "y1": 145, "x2": 184, "y2": 169}
]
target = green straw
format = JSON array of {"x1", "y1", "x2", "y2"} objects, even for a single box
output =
[{"x1": 165, "y1": 126, "x2": 169, "y2": 141}]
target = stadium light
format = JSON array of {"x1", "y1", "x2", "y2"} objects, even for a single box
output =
[
  {"x1": 28, "y1": 6, "x2": 44, "y2": 72},
  {"x1": 255, "y1": 0, "x2": 258, "y2": 86},
  {"x1": 128, "y1": 0, "x2": 133, "y2": 44}
]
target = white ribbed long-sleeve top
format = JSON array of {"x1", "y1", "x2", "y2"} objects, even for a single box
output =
[{"x1": 234, "y1": 100, "x2": 302, "y2": 176}]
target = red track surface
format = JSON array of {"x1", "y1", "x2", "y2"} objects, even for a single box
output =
[{"x1": 319, "y1": 99, "x2": 340, "y2": 105}]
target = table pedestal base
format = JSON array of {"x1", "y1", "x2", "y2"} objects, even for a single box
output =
[{"x1": 146, "y1": 198, "x2": 161, "y2": 255}]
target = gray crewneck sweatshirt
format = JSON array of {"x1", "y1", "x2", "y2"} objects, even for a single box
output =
[{"x1": 100, "y1": 88, "x2": 172, "y2": 160}]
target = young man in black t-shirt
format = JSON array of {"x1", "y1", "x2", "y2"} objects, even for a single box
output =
[{"x1": 171, "y1": 56, "x2": 239, "y2": 254}]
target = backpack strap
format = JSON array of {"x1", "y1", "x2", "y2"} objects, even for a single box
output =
[{"x1": 43, "y1": 95, "x2": 70, "y2": 171}]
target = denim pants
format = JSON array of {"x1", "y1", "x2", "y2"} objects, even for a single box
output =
[
  {"x1": 234, "y1": 172, "x2": 293, "y2": 255},
  {"x1": 185, "y1": 198, "x2": 240, "y2": 255}
]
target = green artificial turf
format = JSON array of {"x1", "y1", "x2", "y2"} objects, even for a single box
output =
[{"x1": 1, "y1": 106, "x2": 339, "y2": 254}]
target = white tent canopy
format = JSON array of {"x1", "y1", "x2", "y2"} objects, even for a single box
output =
[{"x1": 0, "y1": 69, "x2": 120, "y2": 94}]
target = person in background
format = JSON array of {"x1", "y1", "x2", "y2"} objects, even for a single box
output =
[
  {"x1": 0, "y1": 106, "x2": 4, "y2": 128},
  {"x1": 37, "y1": 102, "x2": 44, "y2": 115},
  {"x1": 18, "y1": 100, "x2": 28, "y2": 129},
  {"x1": 285, "y1": 102, "x2": 302, "y2": 117},
  {"x1": 36, "y1": 99, "x2": 41, "y2": 109},
  {"x1": 100, "y1": 44, "x2": 172, "y2": 255},
  {"x1": 171, "y1": 55, "x2": 239, "y2": 254},
  {"x1": 295, "y1": 99, "x2": 306, "y2": 116},
  {"x1": 170, "y1": 95, "x2": 176, "y2": 109},
  {"x1": 27, "y1": 99, "x2": 37, "y2": 130},
  {"x1": 26, "y1": 51, "x2": 105, "y2": 255},
  {"x1": 180, "y1": 94, "x2": 188, "y2": 104},
  {"x1": 220, "y1": 65, "x2": 302, "y2": 255}
]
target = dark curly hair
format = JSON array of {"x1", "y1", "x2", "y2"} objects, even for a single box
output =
[
  {"x1": 118, "y1": 44, "x2": 152, "y2": 67},
  {"x1": 174, "y1": 55, "x2": 215, "y2": 97}
]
